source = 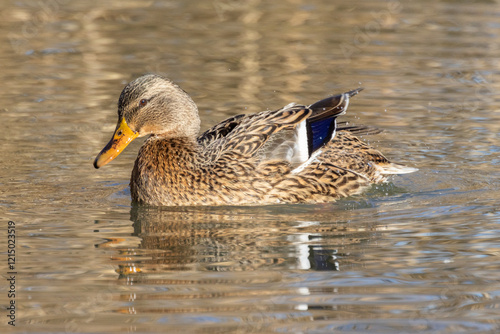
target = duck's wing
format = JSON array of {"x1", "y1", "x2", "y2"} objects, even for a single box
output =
[
  {"x1": 198, "y1": 104, "x2": 311, "y2": 163},
  {"x1": 198, "y1": 89, "x2": 361, "y2": 165},
  {"x1": 198, "y1": 114, "x2": 246, "y2": 147},
  {"x1": 256, "y1": 89, "x2": 363, "y2": 167}
]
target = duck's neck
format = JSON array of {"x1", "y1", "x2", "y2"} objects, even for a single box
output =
[
  {"x1": 137, "y1": 136, "x2": 200, "y2": 169},
  {"x1": 130, "y1": 136, "x2": 200, "y2": 205}
]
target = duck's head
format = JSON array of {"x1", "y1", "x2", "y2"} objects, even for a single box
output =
[{"x1": 94, "y1": 74, "x2": 200, "y2": 168}]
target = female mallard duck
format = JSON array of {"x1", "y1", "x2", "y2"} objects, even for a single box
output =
[{"x1": 94, "y1": 74, "x2": 416, "y2": 206}]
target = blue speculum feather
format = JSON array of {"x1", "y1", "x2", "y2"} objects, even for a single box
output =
[{"x1": 308, "y1": 117, "x2": 336, "y2": 153}]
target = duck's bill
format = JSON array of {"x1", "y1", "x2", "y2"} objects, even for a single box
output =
[{"x1": 94, "y1": 118, "x2": 138, "y2": 169}]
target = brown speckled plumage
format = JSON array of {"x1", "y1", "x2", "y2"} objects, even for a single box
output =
[{"x1": 94, "y1": 74, "x2": 416, "y2": 206}]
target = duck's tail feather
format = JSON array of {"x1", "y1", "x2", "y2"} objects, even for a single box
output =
[{"x1": 376, "y1": 162, "x2": 418, "y2": 175}]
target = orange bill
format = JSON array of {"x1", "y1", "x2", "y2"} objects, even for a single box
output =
[{"x1": 94, "y1": 118, "x2": 139, "y2": 169}]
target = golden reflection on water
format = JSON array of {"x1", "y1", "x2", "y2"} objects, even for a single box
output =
[
  {"x1": 83, "y1": 199, "x2": 500, "y2": 333},
  {"x1": 97, "y1": 204, "x2": 380, "y2": 327},
  {"x1": 125, "y1": 205, "x2": 373, "y2": 272}
]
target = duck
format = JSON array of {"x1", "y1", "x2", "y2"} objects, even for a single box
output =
[{"x1": 94, "y1": 74, "x2": 416, "y2": 206}]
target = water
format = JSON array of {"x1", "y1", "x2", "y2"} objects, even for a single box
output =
[{"x1": 1, "y1": 0, "x2": 500, "y2": 332}]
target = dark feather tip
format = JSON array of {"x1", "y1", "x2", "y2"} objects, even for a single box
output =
[{"x1": 346, "y1": 88, "x2": 364, "y2": 98}]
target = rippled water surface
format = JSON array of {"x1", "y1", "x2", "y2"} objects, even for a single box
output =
[{"x1": 1, "y1": 0, "x2": 500, "y2": 333}]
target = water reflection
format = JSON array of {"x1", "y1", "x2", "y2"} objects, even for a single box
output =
[
  {"x1": 117, "y1": 205, "x2": 377, "y2": 275},
  {"x1": 93, "y1": 204, "x2": 384, "y2": 328}
]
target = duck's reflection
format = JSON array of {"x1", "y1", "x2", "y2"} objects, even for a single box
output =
[
  {"x1": 104, "y1": 203, "x2": 381, "y2": 318},
  {"x1": 112, "y1": 203, "x2": 375, "y2": 276}
]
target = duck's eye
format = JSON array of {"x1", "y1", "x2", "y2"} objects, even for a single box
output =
[{"x1": 139, "y1": 99, "x2": 148, "y2": 107}]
